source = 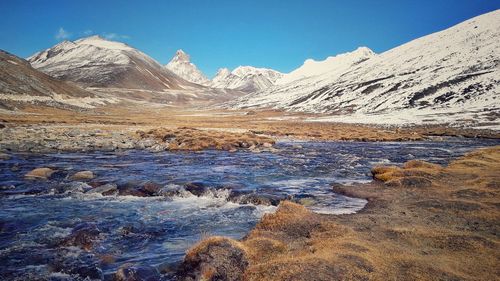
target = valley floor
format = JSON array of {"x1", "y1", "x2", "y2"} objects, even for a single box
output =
[{"x1": 0, "y1": 104, "x2": 499, "y2": 153}]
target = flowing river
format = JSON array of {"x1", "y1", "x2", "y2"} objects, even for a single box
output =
[{"x1": 1, "y1": 138, "x2": 498, "y2": 280}]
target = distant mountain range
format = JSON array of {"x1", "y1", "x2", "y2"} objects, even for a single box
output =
[
  {"x1": 23, "y1": 36, "x2": 244, "y2": 106},
  {"x1": 0, "y1": 10, "x2": 498, "y2": 128},
  {"x1": 208, "y1": 66, "x2": 283, "y2": 92},
  {"x1": 165, "y1": 49, "x2": 284, "y2": 92}
]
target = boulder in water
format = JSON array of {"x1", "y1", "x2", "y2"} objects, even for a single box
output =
[
  {"x1": 229, "y1": 192, "x2": 281, "y2": 206},
  {"x1": 69, "y1": 171, "x2": 95, "y2": 181},
  {"x1": 114, "y1": 264, "x2": 161, "y2": 281},
  {"x1": 119, "y1": 186, "x2": 148, "y2": 197},
  {"x1": 86, "y1": 183, "x2": 118, "y2": 196},
  {"x1": 50, "y1": 249, "x2": 103, "y2": 280},
  {"x1": 184, "y1": 182, "x2": 207, "y2": 197},
  {"x1": 61, "y1": 222, "x2": 100, "y2": 250},
  {"x1": 118, "y1": 181, "x2": 149, "y2": 197},
  {"x1": 25, "y1": 167, "x2": 56, "y2": 180},
  {"x1": 141, "y1": 182, "x2": 162, "y2": 196}
]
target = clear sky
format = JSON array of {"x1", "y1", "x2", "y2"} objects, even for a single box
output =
[{"x1": 1, "y1": 0, "x2": 498, "y2": 78}]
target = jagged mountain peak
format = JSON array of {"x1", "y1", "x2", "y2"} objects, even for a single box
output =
[
  {"x1": 165, "y1": 49, "x2": 209, "y2": 85},
  {"x1": 171, "y1": 49, "x2": 190, "y2": 62}
]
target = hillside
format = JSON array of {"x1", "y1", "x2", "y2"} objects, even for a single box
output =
[
  {"x1": 0, "y1": 50, "x2": 111, "y2": 110},
  {"x1": 227, "y1": 10, "x2": 500, "y2": 128}
]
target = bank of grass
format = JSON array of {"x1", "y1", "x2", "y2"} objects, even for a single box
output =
[
  {"x1": 177, "y1": 146, "x2": 500, "y2": 280},
  {"x1": 136, "y1": 127, "x2": 275, "y2": 151}
]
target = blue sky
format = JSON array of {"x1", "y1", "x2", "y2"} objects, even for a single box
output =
[{"x1": 1, "y1": 0, "x2": 498, "y2": 77}]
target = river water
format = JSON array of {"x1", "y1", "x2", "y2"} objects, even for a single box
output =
[{"x1": 0, "y1": 138, "x2": 498, "y2": 280}]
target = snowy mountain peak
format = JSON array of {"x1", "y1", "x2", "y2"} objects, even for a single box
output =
[
  {"x1": 215, "y1": 68, "x2": 230, "y2": 76},
  {"x1": 277, "y1": 47, "x2": 376, "y2": 85},
  {"x1": 165, "y1": 49, "x2": 209, "y2": 85},
  {"x1": 232, "y1": 66, "x2": 277, "y2": 77},
  {"x1": 172, "y1": 49, "x2": 190, "y2": 62},
  {"x1": 212, "y1": 68, "x2": 231, "y2": 81},
  {"x1": 74, "y1": 35, "x2": 133, "y2": 51},
  {"x1": 209, "y1": 66, "x2": 284, "y2": 92}
]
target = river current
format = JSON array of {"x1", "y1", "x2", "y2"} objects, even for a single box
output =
[{"x1": 1, "y1": 138, "x2": 498, "y2": 280}]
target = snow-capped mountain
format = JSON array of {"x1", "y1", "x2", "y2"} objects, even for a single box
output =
[
  {"x1": 165, "y1": 49, "x2": 210, "y2": 85},
  {"x1": 209, "y1": 66, "x2": 283, "y2": 92},
  {"x1": 228, "y1": 10, "x2": 500, "y2": 128},
  {"x1": 275, "y1": 47, "x2": 375, "y2": 85},
  {"x1": 0, "y1": 50, "x2": 112, "y2": 110},
  {"x1": 28, "y1": 36, "x2": 195, "y2": 91}
]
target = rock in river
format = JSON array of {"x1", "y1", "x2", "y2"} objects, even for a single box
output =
[
  {"x1": 183, "y1": 182, "x2": 207, "y2": 197},
  {"x1": 114, "y1": 264, "x2": 161, "y2": 281},
  {"x1": 69, "y1": 170, "x2": 95, "y2": 181},
  {"x1": 86, "y1": 183, "x2": 118, "y2": 196},
  {"x1": 24, "y1": 167, "x2": 56, "y2": 180},
  {"x1": 61, "y1": 222, "x2": 100, "y2": 250}
]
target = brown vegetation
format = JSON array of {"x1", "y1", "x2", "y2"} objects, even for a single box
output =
[
  {"x1": 177, "y1": 146, "x2": 500, "y2": 280},
  {"x1": 1, "y1": 106, "x2": 497, "y2": 150},
  {"x1": 136, "y1": 127, "x2": 275, "y2": 151}
]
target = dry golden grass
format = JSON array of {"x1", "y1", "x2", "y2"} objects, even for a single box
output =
[
  {"x1": 185, "y1": 236, "x2": 248, "y2": 261},
  {"x1": 137, "y1": 127, "x2": 274, "y2": 151},
  {"x1": 178, "y1": 146, "x2": 500, "y2": 281}
]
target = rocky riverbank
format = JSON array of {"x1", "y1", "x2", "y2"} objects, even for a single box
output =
[
  {"x1": 177, "y1": 146, "x2": 500, "y2": 281},
  {"x1": 0, "y1": 125, "x2": 275, "y2": 153}
]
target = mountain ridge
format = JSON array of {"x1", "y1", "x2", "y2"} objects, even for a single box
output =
[
  {"x1": 209, "y1": 65, "x2": 284, "y2": 92},
  {"x1": 28, "y1": 35, "x2": 196, "y2": 91},
  {"x1": 226, "y1": 9, "x2": 500, "y2": 128},
  {"x1": 0, "y1": 50, "x2": 113, "y2": 110}
]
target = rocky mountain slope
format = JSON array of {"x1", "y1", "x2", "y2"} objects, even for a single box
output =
[
  {"x1": 227, "y1": 10, "x2": 500, "y2": 128},
  {"x1": 28, "y1": 36, "x2": 198, "y2": 91},
  {"x1": 0, "y1": 50, "x2": 112, "y2": 110},
  {"x1": 27, "y1": 36, "x2": 244, "y2": 105},
  {"x1": 165, "y1": 49, "x2": 210, "y2": 85},
  {"x1": 209, "y1": 66, "x2": 283, "y2": 92}
]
